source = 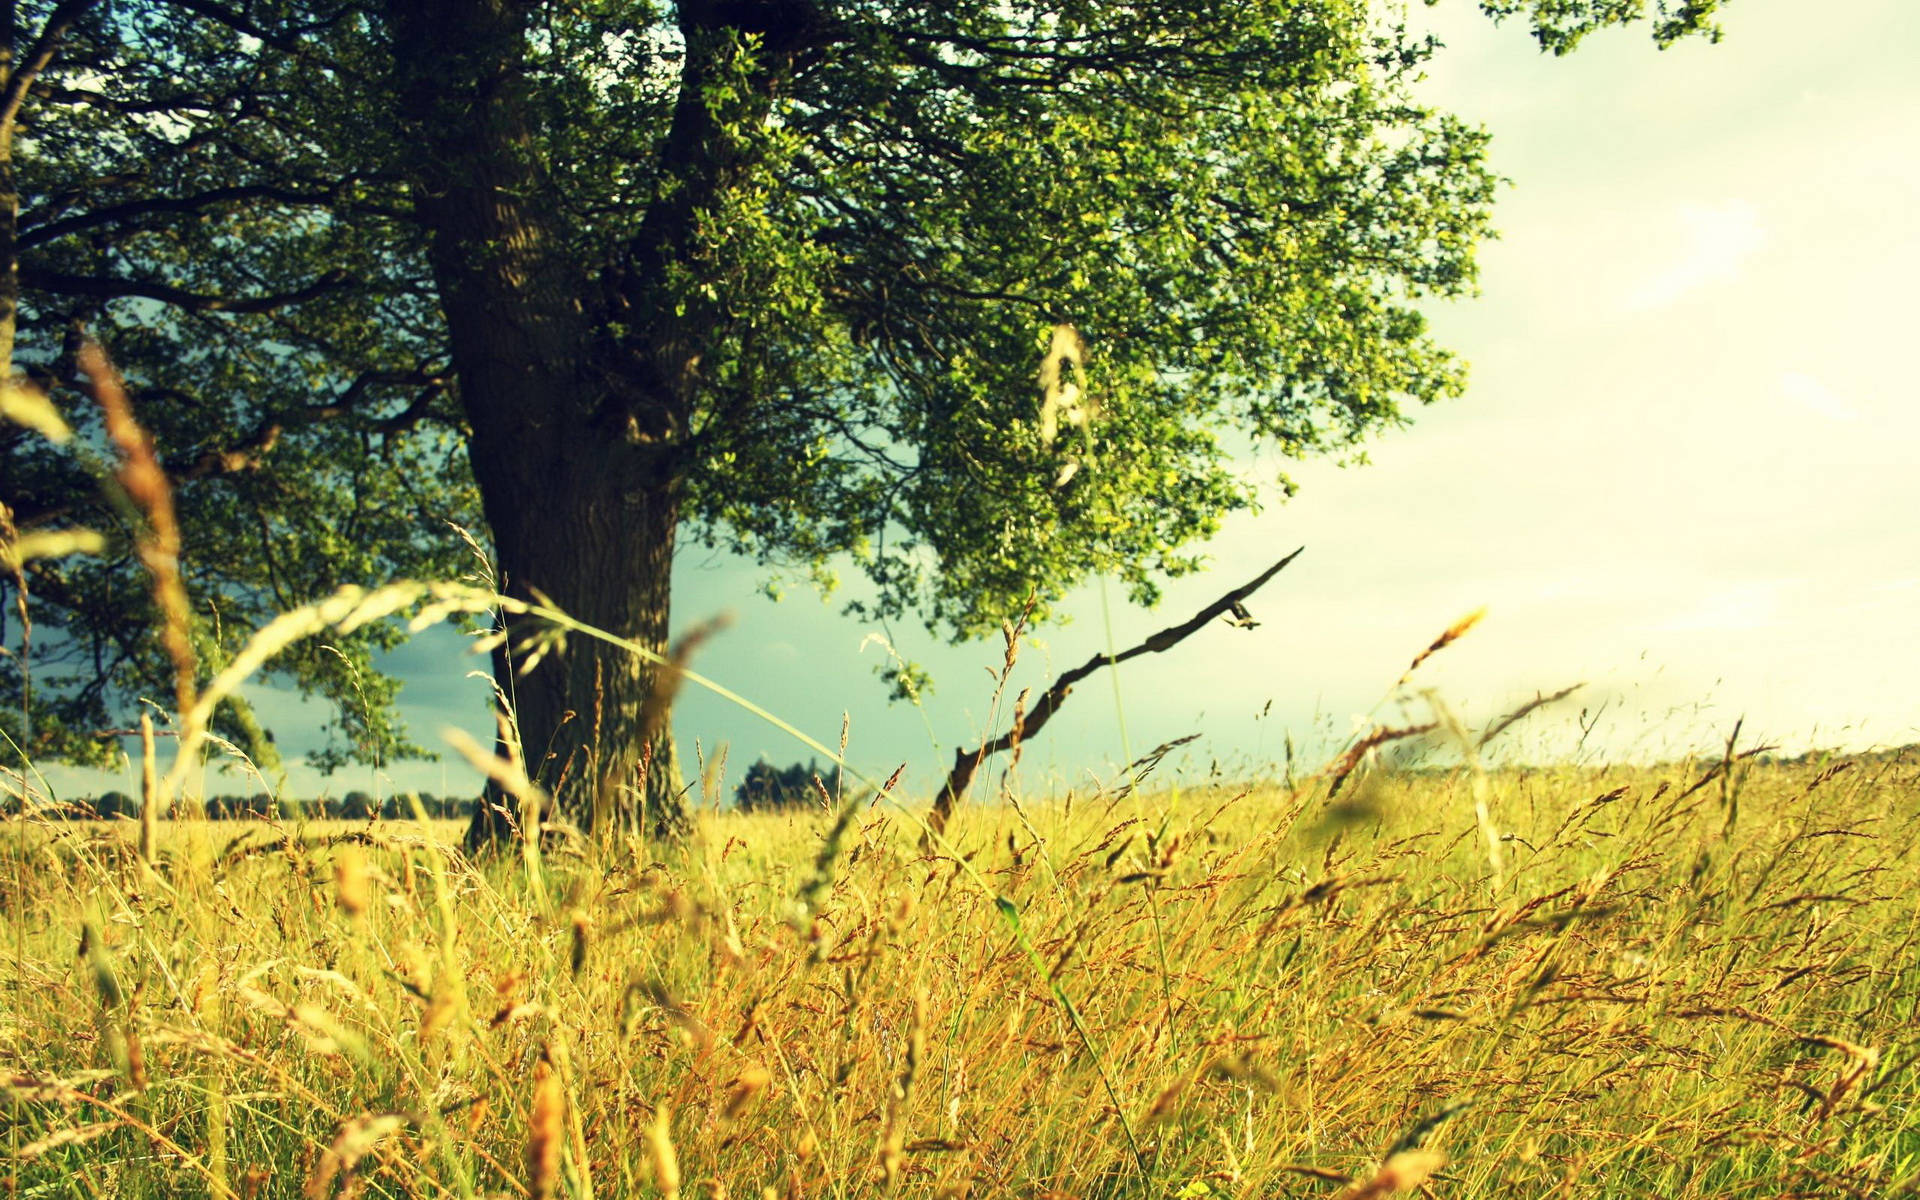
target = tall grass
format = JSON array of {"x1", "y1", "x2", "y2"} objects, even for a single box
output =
[
  {"x1": 5, "y1": 750, "x2": 1918, "y2": 1198},
  {"x1": 5, "y1": 351, "x2": 1918, "y2": 1197}
]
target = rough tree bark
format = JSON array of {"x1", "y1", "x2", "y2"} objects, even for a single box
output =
[
  {"x1": 386, "y1": 0, "x2": 689, "y2": 844},
  {"x1": 464, "y1": 445, "x2": 688, "y2": 844}
]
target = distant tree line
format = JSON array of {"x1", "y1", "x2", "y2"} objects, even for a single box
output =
[
  {"x1": 12, "y1": 792, "x2": 477, "y2": 821},
  {"x1": 734, "y1": 760, "x2": 837, "y2": 813}
]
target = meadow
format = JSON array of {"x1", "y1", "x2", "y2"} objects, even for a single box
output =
[{"x1": 5, "y1": 752, "x2": 1917, "y2": 1198}]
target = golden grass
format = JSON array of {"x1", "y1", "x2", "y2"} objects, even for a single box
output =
[{"x1": 4, "y1": 756, "x2": 1918, "y2": 1198}]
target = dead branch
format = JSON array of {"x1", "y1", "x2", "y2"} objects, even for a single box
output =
[{"x1": 927, "y1": 546, "x2": 1304, "y2": 839}]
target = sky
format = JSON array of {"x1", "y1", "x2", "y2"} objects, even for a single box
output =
[{"x1": 36, "y1": 0, "x2": 1920, "y2": 804}]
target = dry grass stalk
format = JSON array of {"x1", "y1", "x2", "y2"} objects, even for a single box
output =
[
  {"x1": 0, "y1": 374, "x2": 72, "y2": 442},
  {"x1": 15, "y1": 1119, "x2": 119, "y2": 1161},
  {"x1": 148, "y1": 579, "x2": 503, "y2": 810},
  {"x1": 0, "y1": 472, "x2": 107, "y2": 740},
  {"x1": 879, "y1": 985, "x2": 928, "y2": 1187},
  {"x1": 0, "y1": 525, "x2": 105, "y2": 571},
  {"x1": 795, "y1": 790, "x2": 864, "y2": 925},
  {"x1": 1427, "y1": 691, "x2": 1506, "y2": 887},
  {"x1": 1478, "y1": 683, "x2": 1585, "y2": 748},
  {"x1": 80, "y1": 920, "x2": 124, "y2": 1009},
  {"x1": 6, "y1": 692, "x2": 1918, "y2": 1200},
  {"x1": 1141, "y1": 1076, "x2": 1186, "y2": 1125},
  {"x1": 528, "y1": 1045, "x2": 566, "y2": 1200},
  {"x1": 86, "y1": 342, "x2": 196, "y2": 725},
  {"x1": 203, "y1": 974, "x2": 230, "y2": 1197},
  {"x1": 303, "y1": 1114, "x2": 405, "y2": 1200},
  {"x1": 1800, "y1": 1035, "x2": 1878, "y2": 1120},
  {"x1": 1399, "y1": 606, "x2": 1486, "y2": 684},
  {"x1": 333, "y1": 846, "x2": 371, "y2": 920},
  {"x1": 570, "y1": 909, "x2": 590, "y2": 976},
  {"x1": 645, "y1": 1102, "x2": 681, "y2": 1200},
  {"x1": 1335, "y1": 1149, "x2": 1446, "y2": 1199},
  {"x1": 123, "y1": 1020, "x2": 148, "y2": 1093},
  {"x1": 0, "y1": 478, "x2": 52, "y2": 737},
  {"x1": 138, "y1": 712, "x2": 159, "y2": 863},
  {"x1": 0, "y1": 499, "x2": 28, "y2": 730},
  {"x1": 445, "y1": 719, "x2": 550, "y2": 907},
  {"x1": 1325, "y1": 723, "x2": 1436, "y2": 799},
  {"x1": 639, "y1": 613, "x2": 733, "y2": 749},
  {"x1": 721, "y1": 1065, "x2": 771, "y2": 1122}
]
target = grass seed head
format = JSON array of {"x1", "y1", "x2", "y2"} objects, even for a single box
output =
[
  {"x1": 646, "y1": 1102, "x2": 681, "y2": 1200},
  {"x1": 333, "y1": 848, "x2": 370, "y2": 919},
  {"x1": 570, "y1": 909, "x2": 590, "y2": 976},
  {"x1": 528, "y1": 1046, "x2": 565, "y2": 1200},
  {"x1": 1337, "y1": 1149, "x2": 1446, "y2": 1199},
  {"x1": 304, "y1": 1114, "x2": 405, "y2": 1200},
  {"x1": 723, "y1": 1065, "x2": 772, "y2": 1121}
]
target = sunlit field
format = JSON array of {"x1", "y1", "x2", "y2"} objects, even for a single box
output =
[
  {"x1": 6, "y1": 2, "x2": 1916, "y2": 1197},
  {"x1": 6, "y1": 755, "x2": 1917, "y2": 1198},
  {"x1": 2, "y1": 817, "x2": 470, "y2": 855}
]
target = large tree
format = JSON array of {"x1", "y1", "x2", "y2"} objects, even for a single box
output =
[{"x1": 0, "y1": 0, "x2": 1726, "y2": 836}]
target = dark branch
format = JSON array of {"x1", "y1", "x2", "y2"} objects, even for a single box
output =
[
  {"x1": 0, "y1": 0, "x2": 101, "y2": 131},
  {"x1": 371, "y1": 383, "x2": 449, "y2": 436},
  {"x1": 170, "y1": 420, "x2": 283, "y2": 480},
  {"x1": 21, "y1": 267, "x2": 354, "y2": 314},
  {"x1": 20, "y1": 185, "x2": 362, "y2": 249},
  {"x1": 299, "y1": 366, "x2": 452, "y2": 423},
  {"x1": 928, "y1": 546, "x2": 1306, "y2": 837},
  {"x1": 53, "y1": 362, "x2": 450, "y2": 483},
  {"x1": 165, "y1": 0, "x2": 349, "y2": 60}
]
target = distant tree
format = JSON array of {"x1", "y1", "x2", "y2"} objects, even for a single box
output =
[
  {"x1": 0, "y1": 0, "x2": 1729, "y2": 843},
  {"x1": 210, "y1": 792, "x2": 274, "y2": 820},
  {"x1": 378, "y1": 791, "x2": 447, "y2": 819},
  {"x1": 735, "y1": 760, "x2": 832, "y2": 814},
  {"x1": 339, "y1": 790, "x2": 378, "y2": 820},
  {"x1": 93, "y1": 790, "x2": 135, "y2": 819}
]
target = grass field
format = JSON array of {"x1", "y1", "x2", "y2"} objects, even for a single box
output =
[{"x1": 4, "y1": 756, "x2": 1919, "y2": 1199}]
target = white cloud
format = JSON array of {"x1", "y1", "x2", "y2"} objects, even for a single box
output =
[
  {"x1": 1625, "y1": 201, "x2": 1765, "y2": 311},
  {"x1": 1646, "y1": 580, "x2": 1788, "y2": 633},
  {"x1": 1778, "y1": 370, "x2": 1859, "y2": 421}
]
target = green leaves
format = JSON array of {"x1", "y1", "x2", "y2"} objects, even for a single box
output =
[
  {"x1": 0, "y1": 0, "x2": 1729, "y2": 761},
  {"x1": 1476, "y1": 0, "x2": 1731, "y2": 55}
]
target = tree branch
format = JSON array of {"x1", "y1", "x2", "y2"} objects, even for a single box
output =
[
  {"x1": 20, "y1": 266, "x2": 354, "y2": 313},
  {"x1": 371, "y1": 382, "x2": 449, "y2": 436},
  {"x1": 170, "y1": 420, "x2": 283, "y2": 480},
  {"x1": 927, "y1": 545, "x2": 1306, "y2": 838},
  {"x1": 0, "y1": 0, "x2": 99, "y2": 132},
  {"x1": 50, "y1": 362, "x2": 450, "y2": 484},
  {"x1": 20, "y1": 184, "x2": 365, "y2": 248},
  {"x1": 298, "y1": 366, "x2": 452, "y2": 423},
  {"x1": 165, "y1": 0, "x2": 354, "y2": 62}
]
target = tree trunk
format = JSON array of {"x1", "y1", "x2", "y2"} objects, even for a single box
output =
[
  {"x1": 385, "y1": 0, "x2": 691, "y2": 846},
  {"x1": 465, "y1": 441, "x2": 687, "y2": 845},
  {"x1": 1, "y1": 0, "x2": 26, "y2": 376}
]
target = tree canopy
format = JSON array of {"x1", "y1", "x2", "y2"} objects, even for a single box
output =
[{"x1": 0, "y1": 0, "x2": 1728, "y2": 826}]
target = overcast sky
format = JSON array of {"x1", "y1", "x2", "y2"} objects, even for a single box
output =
[{"x1": 39, "y1": 0, "x2": 1920, "y2": 803}]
